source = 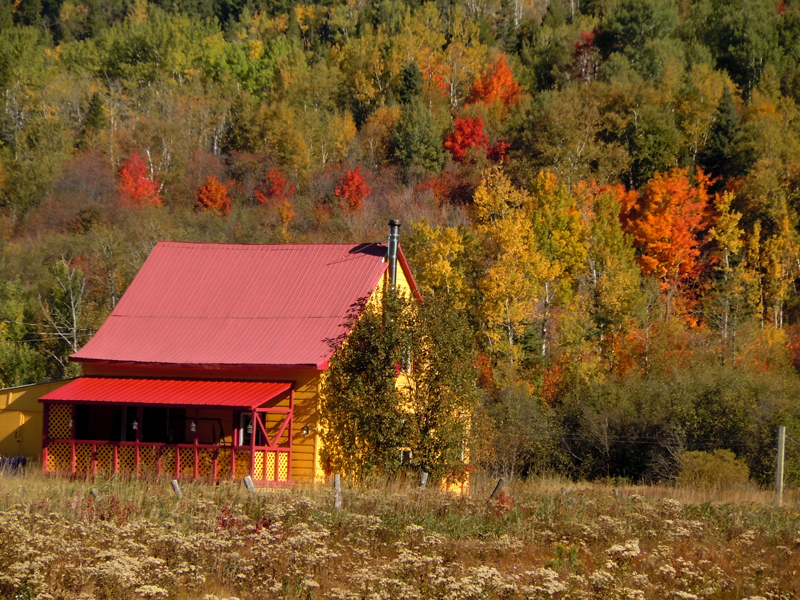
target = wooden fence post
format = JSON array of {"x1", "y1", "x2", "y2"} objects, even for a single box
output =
[
  {"x1": 776, "y1": 426, "x2": 786, "y2": 507},
  {"x1": 490, "y1": 479, "x2": 505, "y2": 500}
]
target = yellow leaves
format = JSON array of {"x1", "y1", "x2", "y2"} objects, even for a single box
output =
[
  {"x1": 676, "y1": 64, "x2": 734, "y2": 157},
  {"x1": 470, "y1": 168, "x2": 550, "y2": 361},
  {"x1": 405, "y1": 220, "x2": 467, "y2": 307},
  {"x1": 471, "y1": 166, "x2": 529, "y2": 225},
  {"x1": 294, "y1": 5, "x2": 316, "y2": 33},
  {"x1": 761, "y1": 203, "x2": 800, "y2": 327},
  {"x1": 359, "y1": 105, "x2": 401, "y2": 167},
  {"x1": 709, "y1": 192, "x2": 743, "y2": 271},
  {"x1": 247, "y1": 40, "x2": 263, "y2": 61}
]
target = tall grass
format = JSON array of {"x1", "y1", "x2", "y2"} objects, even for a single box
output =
[{"x1": 1, "y1": 468, "x2": 799, "y2": 599}]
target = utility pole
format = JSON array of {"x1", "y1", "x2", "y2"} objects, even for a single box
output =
[{"x1": 776, "y1": 426, "x2": 786, "y2": 507}]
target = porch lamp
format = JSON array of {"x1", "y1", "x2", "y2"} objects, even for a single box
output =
[
  {"x1": 132, "y1": 420, "x2": 138, "y2": 431},
  {"x1": 246, "y1": 422, "x2": 253, "y2": 435},
  {"x1": 190, "y1": 421, "x2": 197, "y2": 433},
  {"x1": 301, "y1": 425, "x2": 310, "y2": 436}
]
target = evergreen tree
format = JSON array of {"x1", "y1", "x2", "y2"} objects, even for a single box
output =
[
  {"x1": 398, "y1": 61, "x2": 422, "y2": 105},
  {"x1": 15, "y1": 0, "x2": 42, "y2": 27},
  {"x1": 697, "y1": 87, "x2": 747, "y2": 185},
  {"x1": 0, "y1": 0, "x2": 13, "y2": 31},
  {"x1": 390, "y1": 99, "x2": 445, "y2": 174}
]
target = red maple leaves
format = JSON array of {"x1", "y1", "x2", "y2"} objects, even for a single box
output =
[
  {"x1": 118, "y1": 152, "x2": 161, "y2": 207},
  {"x1": 195, "y1": 176, "x2": 231, "y2": 216},
  {"x1": 254, "y1": 168, "x2": 297, "y2": 207},
  {"x1": 334, "y1": 166, "x2": 371, "y2": 211},
  {"x1": 466, "y1": 55, "x2": 522, "y2": 108},
  {"x1": 444, "y1": 116, "x2": 489, "y2": 163},
  {"x1": 622, "y1": 168, "x2": 713, "y2": 302}
]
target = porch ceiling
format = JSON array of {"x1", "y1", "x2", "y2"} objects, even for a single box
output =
[{"x1": 39, "y1": 377, "x2": 291, "y2": 409}]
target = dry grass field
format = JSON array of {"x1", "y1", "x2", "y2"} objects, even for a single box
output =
[{"x1": 0, "y1": 470, "x2": 798, "y2": 600}]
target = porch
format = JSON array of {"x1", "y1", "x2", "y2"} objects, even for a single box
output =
[{"x1": 39, "y1": 378, "x2": 295, "y2": 485}]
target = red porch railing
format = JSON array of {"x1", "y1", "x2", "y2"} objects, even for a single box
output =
[{"x1": 41, "y1": 402, "x2": 293, "y2": 485}]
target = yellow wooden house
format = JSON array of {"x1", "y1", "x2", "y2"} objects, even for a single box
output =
[{"x1": 31, "y1": 220, "x2": 418, "y2": 484}]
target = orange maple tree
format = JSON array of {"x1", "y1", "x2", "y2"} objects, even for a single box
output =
[
  {"x1": 118, "y1": 152, "x2": 161, "y2": 207},
  {"x1": 254, "y1": 168, "x2": 297, "y2": 207},
  {"x1": 444, "y1": 115, "x2": 489, "y2": 163},
  {"x1": 195, "y1": 175, "x2": 231, "y2": 216},
  {"x1": 466, "y1": 55, "x2": 522, "y2": 107},
  {"x1": 622, "y1": 168, "x2": 713, "y2": 315},
  {"x1": 334, "y1": 166, "x2": 371, "y2": 211}
]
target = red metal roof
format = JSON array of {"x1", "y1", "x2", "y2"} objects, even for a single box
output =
[
  {"x1": 40, "y1": 377, "x2": 291, "y2": 409},
  {"x1": 72, "y1": 242, "x2": 395, "y2": 369}
]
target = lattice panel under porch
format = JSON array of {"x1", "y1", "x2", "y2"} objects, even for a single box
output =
[
  {"x1": 253, "y1": 451, "x2": 264, "y2": 480},
  {"x1": 118, "y1": 446, "x2": 135, "y2": 476},
  {"x1": 160, "y1": 448, "x2": 176, "y2": 477},
  {"x1": 140, "y1": 447, "x2": 157, "y2": 476},
  {"x1": 278, "y1": 452, "x2": 289, "y2": 482},
  {"x1": 48, "y1": 405, "x2": 71, "y2": 439},
  {"x1": 198, "y1": 449, "x2": 213, "y2": 478},
  {"x1": 47, "y1": 443, "x2": 71, "y2": 473},
  {"x1": 266, "y1": 452, "x2": 276, "y2": 481},
  {"x1": 97, "y1": 445, "x2": 113, "y2": 474},
  {"x1": 216, "y1": 449, "x2": 231, "y2": 479},
  {"x1": 234, "y1": 449, "x2": 251, "y2": 478},
  {"x1": 75, "y1": 444, "x2": 92, "y2": 475},
  {"x1": 179, "y1": 448, "x2": 194, "y2": 478}
]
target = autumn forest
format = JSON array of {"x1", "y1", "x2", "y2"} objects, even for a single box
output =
[{"x1": 2, "y1": 0, "x2": 800, "y2": 484}]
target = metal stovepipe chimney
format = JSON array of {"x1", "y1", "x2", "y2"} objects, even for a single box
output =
[{"x1": 387, "y1": 219, "x2": 401, "y2": 288}]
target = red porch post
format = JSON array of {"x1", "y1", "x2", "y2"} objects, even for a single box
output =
[
  {"x1": 41, "y1": 403, "x2": 49, "y2": 472},
  {"x1": 231, "y1": 411, "x2": 238, "y2": 479},
  {"x1": 70, "y1": 404, "x2": 76, "y2": 475},
  {"x1": 135, "y1": 406, "x2": 142, "y2": 476},
  {"x1": 288, "y1": 388, "x2": 294, "y2": 482},
  {"x1": 193, "y1": 408, "x2": 199, "y2": 479},
  {"x1": 250, "y1": 410, "x2": 256, "y2": 479}
]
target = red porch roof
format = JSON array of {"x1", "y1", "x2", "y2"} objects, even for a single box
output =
[
  {"x1": 40, "y1": 377, "x2": 291, "y2": 409},
  {"x1": 71, "y1": 241, "x2": 412, "y2": 369}
]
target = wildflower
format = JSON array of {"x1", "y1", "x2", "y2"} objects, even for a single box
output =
[
  {"x1": 607, "y1": 539, "x2": 641, "y2": 560},
  {"x1": 134, "y1": 585, "x2": 168, "y2": 598}
]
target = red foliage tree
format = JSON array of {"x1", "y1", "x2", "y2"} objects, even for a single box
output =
[
  {"x1": 118, "y1": 152, "x2": 161, "y2": 207},
  {"x1": 487, "y1": 139, "x2": 510, "y2": 162},
  {"x1": 444, "y1": 116, "x2": 489, "y2": 163},
  {"x1": 334, "y1": 166, "x2": 371, "y2": 211},
  {"x1": 622, "y1": 168, "x2": 713, "y2": 317},
  {"x1": 195, "y1": 176, "x2": 231, "y2": 216},
  {"x1": 254, "y1": 168, "x2": 297, "y2": 207},
  {"x1": 466, "y1": 55, "x2": 522, "y2": 107}
]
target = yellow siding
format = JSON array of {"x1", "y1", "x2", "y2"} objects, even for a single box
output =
[
  {"x1": 42, "y1": 252, "x2": 418, "y2": 485},
  {"x1": 0, "y1": 380, "x2": 76, "y2": 461}
]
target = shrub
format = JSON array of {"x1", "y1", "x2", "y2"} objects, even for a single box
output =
[
  {"x1": 195, "y1": 176, "x2": 231, "y2": 216},
  {"x1": 677, "y1": 450, "x2": 750, "y2": 491}
]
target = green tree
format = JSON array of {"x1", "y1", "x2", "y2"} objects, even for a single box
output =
[
  {"x1": 594, "y1": 0, "x2": 678, "y2": 64},
  {"x1": 398, "y1": 61, "x2": 422, "y2": 105},
  {"x1": 0, "y1": 279, "x2": 47, "y2": 387},
  {"x1": 697, "y1": 87, "x2": 747, "y2": 185},
  {"x1": 319, "y1": 290, "x2": 477, "y2": 482},
  {"x1": 390, "y1": 99, "x2": 444, "y2": 174},
  {"x1": 700, "y1": 0, "x2": 779, "y2": 98}
]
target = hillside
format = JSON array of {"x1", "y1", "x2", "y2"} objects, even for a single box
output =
[{"x1": 3, "y1": 0, "x2": 800, "y2": 483}]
